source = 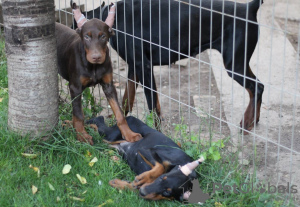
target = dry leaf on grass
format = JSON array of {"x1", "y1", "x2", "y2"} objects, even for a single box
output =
[
  {"x1": 32, "y1": 185, "x2": 38, "y2": 195},
  {"x1": 89, "y1": 157, "x2": 98, "y2": 167},
  {"x1": 21, "y1": 153, "x2": 37, "y2": 159},
  {"x1": 76, "y1": 174, "x2": 87, "y2": 184},
  {"x1": 29, "y1": 165, "x2": 40, "y2": 178},
  {"x1": 97, "y1": 199, "x2": 113, "y2": 207},
  {"x1": 215, "y1": 202, "x2": 223, "y2": 207},
  {"x1": 0, "y1": 98, "x2": 3, "y2": 102},
  {"x1": 111, "y1": 156, "x2": 120, "y2": 162},
  {"x1": 56, "y1": 196, "x2": 61, "y2": 202},
  {"x1": 70, "y1": 196, "x2": 85, "y2": 202},
  {"x1": 62, "y1": 164, "x2": 72, "y2": 174},
  {"x1": 48, "y1": 182, "x2": 55, "y2": 191},
  {"x1": 85, "y1": 150, "x2": 92, "y2": 158}
]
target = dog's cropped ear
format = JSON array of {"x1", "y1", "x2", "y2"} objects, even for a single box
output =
[
  {"x1": 76, "y1": 28, "x2": 82, "y2": 35},
  {"x1": 101, "y1": 1, "x2": 105, "y2": 8},
  {"x1": 108, "y1": 27, "x2": 115, "y2": 36},
  {"x1": 70, "y1": 0, "x2": 79, "y2": 10}
]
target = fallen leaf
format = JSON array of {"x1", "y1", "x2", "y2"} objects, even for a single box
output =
[
  {"x1": 48, "y1": 182, "x2": 55, "y2": 191},
  {"x1": 215, "y1": 202, "x2": 223, "y2": 207},
  {"x1": 0, "y1": 98, "x2": 3, "y2": 102},
  {"x1": 98, "y1": 199, "x2": 114, "y2": 207},
  {"x1": 56, "y1": 196, "x2": 61, "y2": 202},
  {"x1": 82, "y1": 190, "x2": 87, "y2": 194},
  {"x1": 89, "y1": 157, "x2": 98, "y2": 167},
  {"x1": 85, "y1": 150, "x2": 92, "y2": 158},
  {"x1": 111, "y1": 156, "x2": 120, "y2": 162},
  {"x1": 62, "y1": 164, "x2": 72, "y2": 174},
  {"x1": 29, "y1": 165, "x2": 40, "y2": 178},
  {"x1": 21, "y1": 153, "x2": 37, "y2": 159},
  {"x1": 32, "y1": 185, "x2": 38, "y2": 195},
  {"x1": 70, "y1": 196, "x2": 85, "y2": 202},
  {"x1": 76, "y1": 174, "x2": 87, "y2": 184}
]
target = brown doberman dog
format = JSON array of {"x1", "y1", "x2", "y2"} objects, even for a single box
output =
[{"x1": 55, "y1": 4, "x2": 142, "y2": 145}]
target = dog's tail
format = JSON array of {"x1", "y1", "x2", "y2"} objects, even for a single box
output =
[{"x1": 249, "y1": 0, "x2": 263, "y2": 12}]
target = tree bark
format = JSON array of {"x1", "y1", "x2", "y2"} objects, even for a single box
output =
[{"x1": 3, "y1": 0, "x2": 58, "y2": 136}]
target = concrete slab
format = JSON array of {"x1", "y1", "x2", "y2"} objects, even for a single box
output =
[{"x1": 274, "y1": 2, "x2": 300, "y2": 21}]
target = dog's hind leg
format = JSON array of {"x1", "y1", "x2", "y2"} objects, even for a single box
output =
[
  {"x1": 122, "y1": 72, "x2": 139, "y2": 116},
  {"x1": 222, "y1": 40, "x2": 264, "y2": 134},
  {"x1": 241, "y1": 67, "x2": 264, "y2": 133},
  {"x1": 135, "y1": 63, "x2": 161, "y2": 125}
]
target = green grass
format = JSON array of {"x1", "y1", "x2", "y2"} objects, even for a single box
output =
[{"x1": 0, "y1": 35, "x2": 294, "y2": 207}]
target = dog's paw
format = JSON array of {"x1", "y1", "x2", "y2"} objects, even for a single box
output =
[
  {"x1": 62, "y1": 120, "x2": 73, "y2": 129},
  {"x1": 133, "y1": 173, "x2": 153, "y2": 187},
  {"x1": 87, "y1": 124, "x2": 98, "y2": 132},
  {"x1": 77, "y1": 132, "x2": 94, "y2": 145},
  {"x1": 109, "y1": 179, "x2": 135, "y2": 190},
  {"x1": 123, "y1": 132, "x2": 142, "y2": 143}
]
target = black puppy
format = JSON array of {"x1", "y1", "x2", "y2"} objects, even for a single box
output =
[
  {"x1": 73, "y1": 0, "x2": 264, "y2": 134},
  {"x1": 55, "y1": 3, "x2": 141, "y2": 145},
  {"x1": 87, "y1": 116, "x2": 204, "y2": 201}
]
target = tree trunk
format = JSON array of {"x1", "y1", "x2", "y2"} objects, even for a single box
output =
[{"x1": 2, "y1": 0, "x2": 58, "y2": 137}]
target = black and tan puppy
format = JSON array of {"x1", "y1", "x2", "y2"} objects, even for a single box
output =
[
  {"x1": 87, "y1": 116, "x2": 205, "y2": 201},
  {"x1": 55, "y1": 4, "x2": 141, "y2": 145}
]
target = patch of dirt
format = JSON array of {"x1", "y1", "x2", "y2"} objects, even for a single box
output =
[{"x1": 276, "y1": 18, "x2": 299, "y2": 52}]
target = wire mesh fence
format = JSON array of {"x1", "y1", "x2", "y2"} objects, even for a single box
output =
[{"x1": 54, "y1": 0, "x2": 299, "y2": 205}]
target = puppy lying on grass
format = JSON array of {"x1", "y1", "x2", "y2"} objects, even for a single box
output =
[{"x1": 87, "y1": 116, "x2": 205, "y2": 201}]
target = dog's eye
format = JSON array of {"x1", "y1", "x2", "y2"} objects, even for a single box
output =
[
  {"x1": 84, "y1": 35, "x2": 90, "y2": 41},
  {"x1": 162, "y1": 189, "x2": 171, "y2": 197},
  {"x1": 100, "y1": 34, "x2": 106, "y2": 40}
]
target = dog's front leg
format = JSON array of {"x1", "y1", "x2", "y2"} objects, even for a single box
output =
[
  {"x1": 101, "y1": 73, "x2": 142, "y2": 142},
  {"x1": 69, "y1": 84, "x2": 94, "y2": 145}
]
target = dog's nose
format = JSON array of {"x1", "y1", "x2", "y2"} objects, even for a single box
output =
[{"x1": 92, "y1": 53, "x2": 101, "y2": 61}]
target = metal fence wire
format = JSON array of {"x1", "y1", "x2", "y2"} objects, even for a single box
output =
[{"x1": 55, "y1": 0, "x2": 299, "y2": 205}]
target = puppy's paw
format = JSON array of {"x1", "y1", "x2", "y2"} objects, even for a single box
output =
[
  {"x1": 77, "y1": 132, "x2": 94, "y2": 145},
  {"x1": 87, "y1": 124, "x2": 98, "y2": 132},
  {"x1": 109, "y1": 179, "x2": 134, "y2": 190},
  {"x1": 123, "y1": 132, "x2": 142, "y2": 143},
  {"x1": 133, "y1": 173, "x2": 152, "y2": 187},
  {"x1": 62, "y1": 120, "x2": 73, "y2": 129}
]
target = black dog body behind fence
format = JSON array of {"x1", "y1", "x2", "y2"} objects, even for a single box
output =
[{"x1": 71, "y1": 0, "x2": 264, "y2": 135}]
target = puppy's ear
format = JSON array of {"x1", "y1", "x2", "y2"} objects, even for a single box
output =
[
  {"x1": 108, "y1": 27, "x2": 115, "y2": 36},
  {"x1": 76, "y1": 28, "x2": 82, "y2": 35},
  {"x1": 101, "y1": 1, "x2": 105, "y2": 8},
  {"x1": 70, "y1": 0, "x2": 79, "y2": 10}
]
